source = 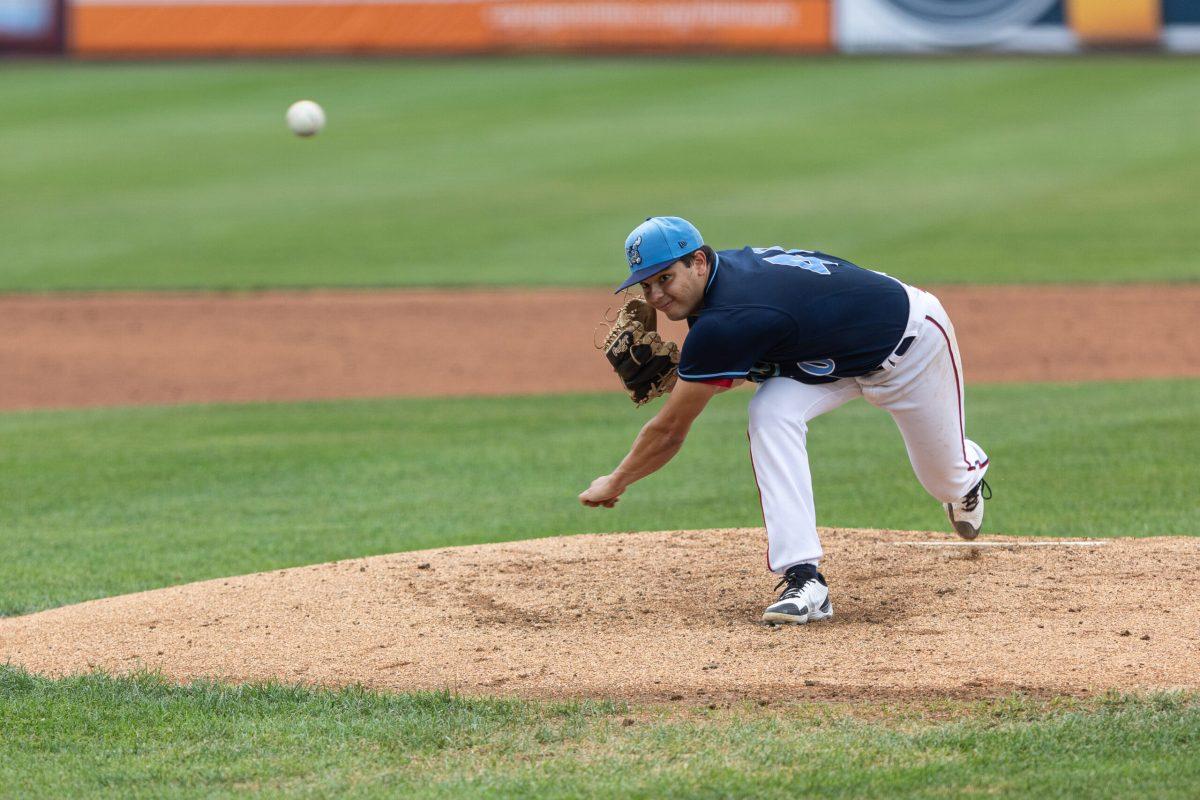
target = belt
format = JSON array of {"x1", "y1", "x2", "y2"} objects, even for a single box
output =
[{"x1": 867, "y1": 334, "x2": 916, "y2": 375}]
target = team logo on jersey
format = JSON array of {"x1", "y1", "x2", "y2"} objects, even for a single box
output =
[
  {"x1": 798, "y1": 359, "x2": 836, "y2": 377},
  {"x1": 626, "y1": 236, "x2": 642, "y2": 267}
]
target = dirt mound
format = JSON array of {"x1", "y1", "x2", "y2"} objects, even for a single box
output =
[
  {"x1": 2, "y1": 528, "x2": 1196, "y2": 702},
  {"x1": 2, "y1": 284, "x2": 1197, "y2": 411}
]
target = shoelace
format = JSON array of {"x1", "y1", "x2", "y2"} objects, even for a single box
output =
[
  {"x1": 961, "y1": 479, "x2": 993, "y2": 512},
  {"x1": 773, "y1": 573, "x2": 816, "y2": 600}
]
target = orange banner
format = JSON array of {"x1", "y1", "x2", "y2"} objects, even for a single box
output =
[
  {"x1": 1066, "y1": 0, "x2": 1160, "y2": 46},
  {"x1": 72, "y1": 0, "x2": 831, "y2": 55}
]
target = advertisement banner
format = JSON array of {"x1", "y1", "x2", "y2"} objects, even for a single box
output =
[
  {"x1": 71, "y1": 0, "x2": 832, "y2": 56},
  {"x1": 835, "y1": 0, "x2": 1074, "y2": 52},
  {"x1": 1163, "y1": 0, "x2": 1200, "y2": 51},
  {"x1": 0, "y1": 0, "x2": 63, "y2": 51},
  {"x1": 1066, "y1": 0, "x2": 1158, "y2": 45}
]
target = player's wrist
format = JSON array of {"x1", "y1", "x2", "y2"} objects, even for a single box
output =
[{"x1": 608, "y1": 471, "x2": 632, "y2": 491}]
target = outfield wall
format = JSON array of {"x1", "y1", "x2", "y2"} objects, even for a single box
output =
[
  {"x1": 68, "y1": 0, "x2": 833, "y2": 55},
  {"x1": 4, "y1": 0, "x2": 1198, "y2": 55}
]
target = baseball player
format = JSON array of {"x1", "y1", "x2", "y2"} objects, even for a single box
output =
[{"x1": 580, "y1": 216, "x2": 990, "y2": 625}]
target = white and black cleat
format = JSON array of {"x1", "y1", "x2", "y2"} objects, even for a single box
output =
[
  {"x1": 762, "y1": 567, "x2": 833, "y2": 626},
  {"x1": 945, "y1": 478, "x2": 992, "y2": 540}
]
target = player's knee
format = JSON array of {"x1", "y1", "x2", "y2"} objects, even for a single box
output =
[
  {"x1": 925, "y1": 482, "x2": 959, "y2": 504},
  {"x1": 917, "y1": 474, "x2": 967, "y2": 504}
]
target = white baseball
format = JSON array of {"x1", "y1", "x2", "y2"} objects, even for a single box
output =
[{"x1": 286, "y1": 100, "x2": 326, "y2": 137}]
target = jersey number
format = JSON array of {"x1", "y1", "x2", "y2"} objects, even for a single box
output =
[{"x1": 753, "y1": 247, "x2": 835, "y2": 276}]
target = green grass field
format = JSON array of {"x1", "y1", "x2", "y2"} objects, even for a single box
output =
[
  {"x1": 3, "y1": 57, "x2": 1199, "y2": 290},
  {"x1": 2, "y1": 379, "x2": 1195, "y2": 617},
  {"x1": 3, "y1": 667, "x2": 1198, "y2": 799}
]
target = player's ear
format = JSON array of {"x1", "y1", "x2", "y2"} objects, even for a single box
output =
[{"x1": 691, "y1": 249, "x2": 709, "y2": 277}]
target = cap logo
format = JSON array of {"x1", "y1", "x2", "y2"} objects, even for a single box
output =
[
  {"x1": 626, "y1": 235, "x2": 642, "y2": 267},
  {"x1": 678, "y1": 240, "x2": 687, "y2": 248}
]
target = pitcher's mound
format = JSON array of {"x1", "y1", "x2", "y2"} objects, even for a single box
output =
[{"x1": 2, "y1": 528, "x2": 1196, "y2": 702}]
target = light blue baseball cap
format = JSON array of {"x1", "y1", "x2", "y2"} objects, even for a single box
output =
[{"x1": 615, "y1": 216, "x2": 704, "y2": 293}]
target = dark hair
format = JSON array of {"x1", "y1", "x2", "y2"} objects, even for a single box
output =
[{"x1": 686, "y1": 246, "x2": 716, "y2": 269}]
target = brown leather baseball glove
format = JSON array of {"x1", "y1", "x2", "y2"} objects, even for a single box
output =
[{"x1": 599, "y1": 297, "x2": 680, "y2": 406}]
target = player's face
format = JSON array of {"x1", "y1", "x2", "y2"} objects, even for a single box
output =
[{"x1": 640, "y1": 260, "x2": 706, "y2": 320}]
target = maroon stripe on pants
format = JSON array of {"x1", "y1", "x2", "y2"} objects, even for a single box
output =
[{"x1": 924, "y1": 315, "x2": 973, "y2": 470}]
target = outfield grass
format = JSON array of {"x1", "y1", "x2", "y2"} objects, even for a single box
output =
[
  {"x1": 3, "y1": 58, "x2": 1199, "y2": 291},
  {"x1": 2, "y1": 666, "x2": 1197, "y2": 799},
  {"x1": 1, "y1": 379, "x2": 1194, "y2": 616}
]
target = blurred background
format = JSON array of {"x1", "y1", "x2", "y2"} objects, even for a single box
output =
[
  {"x1": 3, "y1": 0, "x2": 1197, "y2": 57},
  {"x1": 2, "y1": 1, "x2": 1198, "y2": 292}
]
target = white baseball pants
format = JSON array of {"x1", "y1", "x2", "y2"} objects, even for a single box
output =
[{"x1": 747, "y1": 286, "x2": 989, "y2": 574}]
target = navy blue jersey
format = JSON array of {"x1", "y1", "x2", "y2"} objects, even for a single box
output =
[{"x1": 678, "y1": 247, "x2": 910, "y2": 385}]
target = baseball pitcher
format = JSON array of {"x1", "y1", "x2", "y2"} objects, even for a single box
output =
[{"x1": 582, "y1": 216, "x2": 990, "y2": 625}]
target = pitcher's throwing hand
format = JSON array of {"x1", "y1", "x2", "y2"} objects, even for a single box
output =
[{"x1": 579, "y1": 475, "x2": 624, "y2": 508}]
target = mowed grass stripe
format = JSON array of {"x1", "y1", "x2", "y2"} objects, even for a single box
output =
[
  {"x1": 1, "y1": 379, "x2": 1195, "y2": 616},
  {"x1": 2, "y1": 667, "x2": 1198, "y2": 799},
  {"x1": 2, "y1": 58, "x2": 1199, "y2": 290}
]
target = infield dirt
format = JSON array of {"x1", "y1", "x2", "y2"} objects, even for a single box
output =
[
  {"x1": 2, "y1": 284, "x2": 1197, "y2": 410},
  {"x1": 2, "y1": 528, "x2": 1198, "y2": 701}
]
